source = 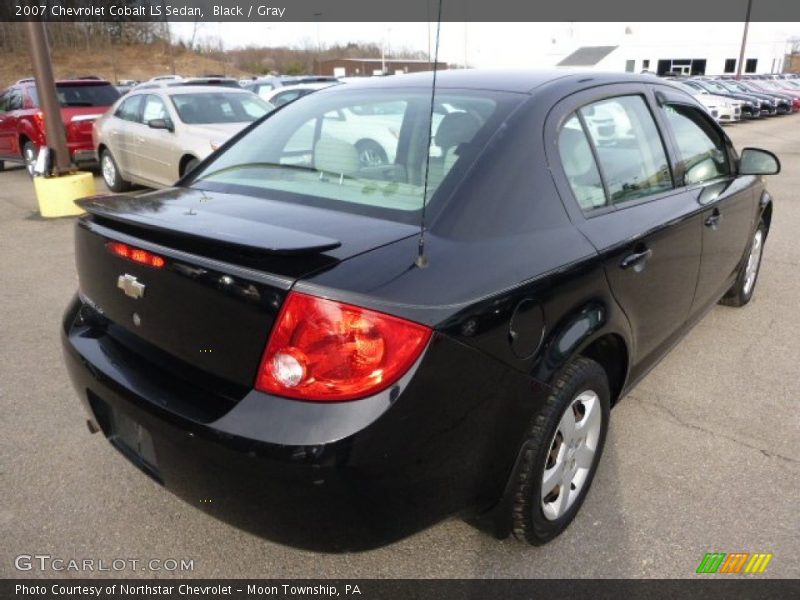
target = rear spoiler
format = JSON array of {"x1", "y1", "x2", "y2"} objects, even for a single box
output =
[{"x1": 77, "y1": 195, "x2": 342, "y2": 256}]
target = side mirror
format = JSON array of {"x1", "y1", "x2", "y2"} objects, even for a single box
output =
[
  {"x1": 685, "y1": 157, "x2": 717, "y2": 185},
  {"x1": 739, "y1": 147, "x2": 780, "y2": 176},
  {"x1": 148, "y1": 118, "x2": 173, "y2": 132}
]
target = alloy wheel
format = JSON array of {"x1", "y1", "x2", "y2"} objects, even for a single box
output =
[
  {"x1": 541, "y1": 390, "x2": 603, "y2": 521},
  {"x1": 102, "y1": 154, "x2": 116, "y2": 188},
  {"x1": 24, "y1": 144, "x2": 37, "y2": 176},
  {"x1": 743, "y1": 229, "x2": 764, "y2": 296}
]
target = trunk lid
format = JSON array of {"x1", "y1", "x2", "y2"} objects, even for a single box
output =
[
  {"x1": 74, "y1": 187, "x2": 418, "y2": 390},
  {"x1": 62, "y1": 106, "x2": 107, "y2": 146}
]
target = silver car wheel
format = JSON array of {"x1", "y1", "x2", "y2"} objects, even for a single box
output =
[
  {"x1": 743, "y1": 229, "x2": 763, "y2": 297},
  {"x1": 541, "y1": 390, "x2": 602, "y2": 521},
  {"x1": 24, "y1": 144, "x2": 37, "y2": 176},
  {"x1": 102, "y1": 153, "x2": 116, "y2": 188}
]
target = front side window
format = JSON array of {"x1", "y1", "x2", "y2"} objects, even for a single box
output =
[
  {"x1": 115, "y1": 95, "x2": 144, "y2": 122},
  {"x1": 662, "y1": 104, "x2": 731, "y2": 185},
  {"x1": 188, "y1": 88, "x2": 509, "y2": 223},
  {"x1": 579, "y1": 95, "x2": 673, "y2": 205},
  {"x1": 142, "y1": 95, "x2": 168, "y2": 123}
]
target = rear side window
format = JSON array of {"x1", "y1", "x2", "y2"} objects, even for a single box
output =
[
  {"x1": 558, "y1": 115, "x2": 607, "y2": 210},
  {"x1": 579, "y1": 95, "x2": 673, "y2": 205},
  {"x1": 6, "y1": 89, "x2": 23, "y2": 111},
  {"x1": 661, "y1": 104, "x2": 731, "y2": 185}
]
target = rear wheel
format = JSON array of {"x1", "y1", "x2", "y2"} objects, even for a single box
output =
[
  {"x1": 0, "y1": 160, "x2": 5, "y2": 171},
  {"x1": 720, "y1": 221, "x2": 766, "y2": 307},
  {"x1": 23, "y1": 141, "x2": 37, "y2": 177},
  {"x1": 100, "y1": 149, "x2": 131, "y2": 193},
  {"x1": 356, "y1": 140, "x2": 388, "y2": 168},
  {"x1": 182, "y1": 157, "x2": 200, "y2": 177},
  {"x1": 511, "y1": 357, "x2": 610, "y2": 545}
]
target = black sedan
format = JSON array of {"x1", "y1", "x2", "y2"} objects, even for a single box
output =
[{"x1": 62, "y1": 70, "x2": 779, "y2": 551}]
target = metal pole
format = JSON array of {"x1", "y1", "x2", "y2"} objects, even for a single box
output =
[
  {"x1": 736, "y1": 0, "x2": 753, "y2": 80},
  {"x1": 25, "y1": 21, "x2": 73, "y2": 175}
]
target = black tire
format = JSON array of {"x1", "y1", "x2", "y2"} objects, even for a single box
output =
[
  {"x1": 182, "y1": 158, "x2": 200, "y2": 176},
  {"x1": 23, "y1": 141, "x2": 37, "y2": 177},
  {"x1": 100, "y1": 149, "x2": 131, "y2": 193},
  {"x1": 355, "y1": 139, "x2": 388, "y2": 167},
  {"x1": 511, "y1": 357, "x2": 610, "y2": 545},
  {"x1": 0, "y1": 160, "x2": 5, "y2": 171},
  {"x1": 720, "y1": 220, "x2": 766, "y2": 307}
]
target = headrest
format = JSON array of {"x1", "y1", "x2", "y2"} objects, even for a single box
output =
[
  {"x1": 435, "y1": 112, "x2": 482, "y2": 150},
  {"x1": 314, "y1": 136, "x2": 360, "y2": 176},
  {"x1": 559, "y1": 127, "x2": 595, "y2": 178}
]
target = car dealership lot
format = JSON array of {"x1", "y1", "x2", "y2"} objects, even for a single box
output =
[{"x1": 1, "y1": 116, "x2": 798, "y2": 579}]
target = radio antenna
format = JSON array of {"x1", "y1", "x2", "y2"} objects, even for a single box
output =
[{"x1": 415, "y1": 0, "x2": 443, "y2": 269}]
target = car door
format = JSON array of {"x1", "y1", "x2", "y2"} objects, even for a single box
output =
[
  {"x1": 548, "y1": 87, "x2": 704, "y2": 378},
  {"x1": 134, "y1": 94, "x2": 178, "y2": 186},
  {"x1": 109, "y1": 94, "x2": 145, "y2": 177},
  {"x1": 653, "y1": 90, "x2": 758, "y2": 313}
]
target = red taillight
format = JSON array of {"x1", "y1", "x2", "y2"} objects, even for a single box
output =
[
  {"x1": 255, "y1": 292, "x2": 432, "y2": 402},
  {"x1": 106, "y1": 241, "x2": 166, "y2": 268}
]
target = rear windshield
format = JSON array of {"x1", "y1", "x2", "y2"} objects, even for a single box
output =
[
  {"x1": 188, "y1": 87, "x2": 516, "y2": 224},
  {"x1": 30, "y1": 84, "x2": 120, "y2": 108},
  {"x1": 171, "y1": 93, "x2": 273, "y2": 124}
]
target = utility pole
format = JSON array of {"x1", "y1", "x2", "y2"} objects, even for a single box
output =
[
  {"x1": 736, "y1": 0, "x2": 753, "y2": 80},
  {"x1": 25, "y1": 21, "x2": 72, "y2": 174}
]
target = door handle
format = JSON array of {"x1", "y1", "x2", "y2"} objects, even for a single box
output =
[
  {"x1": 620, "y1": 247, "x2": 653, "y2": 272},
  {"x1": 705, "y1": 208, "x2": 722, "y2": 229}
]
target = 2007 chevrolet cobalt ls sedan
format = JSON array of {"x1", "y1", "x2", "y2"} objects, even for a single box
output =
[{"x1": 62, "y1": 70, "x2": 779, "y2": 551}]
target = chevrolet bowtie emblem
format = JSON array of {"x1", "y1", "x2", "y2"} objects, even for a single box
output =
[{"x1": 117, "y1": 274, "x2": 145, "y2": 299}]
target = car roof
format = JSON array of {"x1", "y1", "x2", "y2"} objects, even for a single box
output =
[
  {"x1": 131, "y1": 85, "x2": 255, "y2": 97},
  {"x1": 273, "y1": 82, "x2": 338, "y2": 93},
  {"x1": 331, "y1": 69, "x2": 663, "y2": 94}
]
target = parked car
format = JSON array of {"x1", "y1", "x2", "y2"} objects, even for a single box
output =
[
  {"x1": 258, "y1": 82, "x2": 337, "y2": 107},
  {"x1": 0, "y1": 78, "x2": 120, "y2": 174},
  {"x1": 736, "y1": 79, "x2": 800, "y2": 112},
  {"x1": 713, "y1": 79, "x2": 794, "y2": 115},
  {"x1": 244, "y1": 75, "x2": 339, "y2": 100},
  {"x1": 63, "y1": 70, "x2": 778, "y2": 551},
  {"x1": 680, "y1": 79, "x2": 766, "y2": 118},
  {"x1": 93, "y1": 86, "x2": 273, "y2": 190},
  {"x1": 670, "y1": 81, "x2": 741, "y2": 123},
  {"x1": 687, "y1": 79, "x2": 779, "y2": 117}
]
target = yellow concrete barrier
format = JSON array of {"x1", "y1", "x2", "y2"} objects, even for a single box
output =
[{"x1": 33, "y1": 171, "x2": 95, "y2": 218}]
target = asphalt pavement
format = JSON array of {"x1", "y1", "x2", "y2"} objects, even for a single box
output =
[{"x1": 1, "y1": 115, "x2": 798, "y2": 579}]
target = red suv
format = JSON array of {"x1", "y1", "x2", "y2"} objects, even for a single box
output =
[{"x1": 0, "y1": 78, "x2": 120, "y2": 175}]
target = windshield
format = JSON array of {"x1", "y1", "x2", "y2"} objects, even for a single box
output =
[
  {"x1": 698, "y1": 80, "x2": 730, "y2": 95},
  {"x1": 171, "y1": 93, "x2": 273, "y2": 124},
  {"x1": 188, "y1": 87, "x2": 512, "y2": 224},
  {"x1": 675, "y1": 82, "x2": 700, "y2": 96},
  {"x1": 30, "y1": 84, "x2": 120, "y2": 107}
]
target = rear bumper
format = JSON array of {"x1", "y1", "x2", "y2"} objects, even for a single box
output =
[{"x1": 61, "y1": 294, "x2": 538, "y2": 550}]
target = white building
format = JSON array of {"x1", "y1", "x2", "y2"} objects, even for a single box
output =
[
  {"x1": 544, "y1": 23, "x2": 793, "y2": 75},
  {"x1": 556, "y1": 41, "x2": 788, "y2": 75}
]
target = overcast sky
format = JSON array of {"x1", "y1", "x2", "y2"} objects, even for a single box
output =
[{"x1": 170, "y1": 22, "x2": 800, "y2": 67}]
